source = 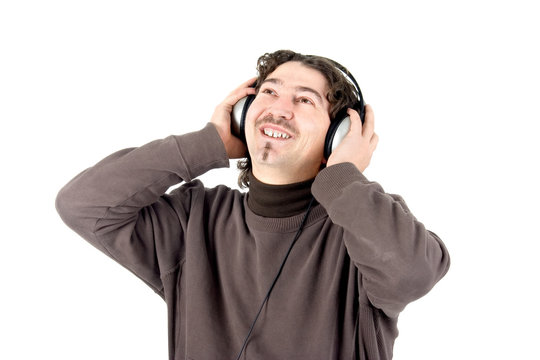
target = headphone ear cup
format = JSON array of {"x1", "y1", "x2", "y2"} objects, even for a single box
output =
[
  {"x1": 231, "y1": 94, "x2": 256, "y2": 144},
  {"x1": 324, "y1": 103, "x2": 365, "y2": 159},
  {"x1": 324, "y1": 108, "x2": 350, "y2": 159}
]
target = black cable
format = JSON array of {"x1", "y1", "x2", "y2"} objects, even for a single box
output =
[{"x1": 234, "y1": 197, "x2": 315, "y2": 360}]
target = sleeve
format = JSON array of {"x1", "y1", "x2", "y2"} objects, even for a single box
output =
[
  {"x1": 55, "y1": 123, "x2": 229, "y2": 296},
  {"x1": 312, "y1": 163, "x2": 450, "y2": 318}
]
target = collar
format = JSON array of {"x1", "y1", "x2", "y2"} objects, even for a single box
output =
[{"x1": 247, "y1": 171, "x2": 317, "y2": 218}]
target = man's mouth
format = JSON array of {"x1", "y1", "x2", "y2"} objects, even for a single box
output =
[
  {"x1": 262, "y1": 128, "x2": 291, "y2": 139},
  {"x1": 255, "y1": 115, "x2": 297, "y2": 141}
]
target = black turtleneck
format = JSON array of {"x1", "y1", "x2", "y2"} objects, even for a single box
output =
[{"x1": 247, "y1": 171, "x2": 318, "y2": 218}]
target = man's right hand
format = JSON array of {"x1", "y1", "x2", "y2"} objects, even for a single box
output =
[{"x1": 210, "y1": 77, "x2": 257, "y2": 159}]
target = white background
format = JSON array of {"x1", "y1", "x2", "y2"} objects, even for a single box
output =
[{"x1": 1, "y1": 0, "x2": 539, "y2": 359}]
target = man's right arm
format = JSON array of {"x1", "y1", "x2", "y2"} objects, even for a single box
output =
[{"x1": 55, "y1": 123, "x2": 229, "y2": 296}]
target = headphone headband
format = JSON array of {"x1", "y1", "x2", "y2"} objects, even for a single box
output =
[{"x1": 309, "y1": 55, "x2": 365, "y2": 113}]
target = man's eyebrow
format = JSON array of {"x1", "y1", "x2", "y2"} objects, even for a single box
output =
[
  {"x1": 261, "y1": 78, "x2": 282, "y2": 86},
  {"x1": 296, "y1": 86, "x2": 324, "y2": 105},
  {"x1": 261, "y1": 78, "x2": 324, "y2": 105}
]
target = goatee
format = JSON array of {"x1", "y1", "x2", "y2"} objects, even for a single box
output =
[{"x1": 262, "y1": 142, "x2": 271, "y2": 161}]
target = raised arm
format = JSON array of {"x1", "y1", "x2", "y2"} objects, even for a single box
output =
[
  {"x1": 313, "y1": 163, "x2": 450, "y2": 318},
  {"x1": 316, "y1": 105, "x2": 450, "y2": 317},
  {"x1": 55, "y1": 124, "x2": 229, "y2": 295}
]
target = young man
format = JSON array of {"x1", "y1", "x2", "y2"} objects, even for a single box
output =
[{"x1": 56, "y1": 50, "x2": 450, "y2": 359}]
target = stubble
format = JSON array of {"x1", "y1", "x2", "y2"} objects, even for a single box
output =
[{"x1": 262, "y1": 142, "x2": 271, "y2": 161}]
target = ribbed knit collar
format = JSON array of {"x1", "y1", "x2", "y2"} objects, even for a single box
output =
[{"x1": 247, "y1": 171, "x2": 318, "y2": 218}]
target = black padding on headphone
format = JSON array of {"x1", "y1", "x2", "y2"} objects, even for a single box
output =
[
  {"x1": 231, "y1": 86, "x2": 256, "y2": 145},
  {"x1": 231, "y1": 57, "x2": 365, "y2": 160},
  {"x1": 240, "y1": 95, "x2": 256, "y2": 142}
]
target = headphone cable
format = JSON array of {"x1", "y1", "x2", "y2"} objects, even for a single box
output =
[{"x1": 234, "y1": 197, "x2": 315, "y2": 360}]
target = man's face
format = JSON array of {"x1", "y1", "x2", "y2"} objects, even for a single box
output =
[{"x1": 245, "y1": 61, "x2": 331, "y2": 183}]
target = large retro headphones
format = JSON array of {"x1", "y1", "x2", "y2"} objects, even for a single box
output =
[{"x1": 231, "y1": 57, "x2": 365, "y2": 159}]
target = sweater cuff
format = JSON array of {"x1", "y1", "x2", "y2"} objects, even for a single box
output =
[
  {"x1": 312, "y1": 163, "x2": 369, "y2": 205},
  {"x1": 174, "y1": 122, "x2": 230, "y2": 181}
]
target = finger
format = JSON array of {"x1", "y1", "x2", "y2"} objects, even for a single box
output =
[
  {"x1": 224, "y1": 82, "x2": 257, "y2": 107},
  {"x1": 362, "y1": 104, "x2": 375, "y2": 136},
  {"x1": 236, "y1": 76, "x2": 258, "y2": 91},
  {"x1": 346, "y1": 108, "x2": 363, "y2": 133},
  {"x1": 370, "y1": 133, "x2": 379, "y2": 152},
  {"x1": 232, "y1": 87, "x2": 256, "y2": 102}
]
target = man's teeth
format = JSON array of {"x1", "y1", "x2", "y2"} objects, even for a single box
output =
[{"x1": 263, "y1": 128, "x2": 290, "y2": 139}]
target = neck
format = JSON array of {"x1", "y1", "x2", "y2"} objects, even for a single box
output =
[
  {"x1": 247, "y1": 171, "x2": 316, "y2": 218},
  {"x1": 251, "y1": 165, "x2": 319, "y2": 185}
]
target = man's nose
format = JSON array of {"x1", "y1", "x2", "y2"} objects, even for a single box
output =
[{"x1": 268, "y1": 96, "x2": 294, "y2": 120}]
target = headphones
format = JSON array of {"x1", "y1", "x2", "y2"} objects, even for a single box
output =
[{"x1": 231, "y1": 57, "x2": 365, "y2": 159}]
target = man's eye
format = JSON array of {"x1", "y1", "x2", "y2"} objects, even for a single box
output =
[
  {"x1": 298, "y1": 97, "x2": 314, "y2": 105},
  {"x1": 261, "y1": 88, "x2": 276, "y2": 95}
]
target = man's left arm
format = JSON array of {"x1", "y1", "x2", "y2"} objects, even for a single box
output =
[
  {"x1": 316, "y1": 105, "x2": 450, "y2": 318},
  {"x1": 312, "y1": 163, "x2": 450, "y2": 318}
]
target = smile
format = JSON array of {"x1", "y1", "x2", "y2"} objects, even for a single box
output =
[{"x1": 262, "y1": 128, "x2": 291, "y2": 139}]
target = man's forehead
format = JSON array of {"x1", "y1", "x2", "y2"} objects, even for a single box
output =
[
  {"x1": 266, "y1": 62, "x2": 328, "y2": 89},
  {"x1": 263, "y1": 62, "x2": 329, "y2": 104}
]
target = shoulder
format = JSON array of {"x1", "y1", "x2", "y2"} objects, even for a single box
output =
[{"x1": 167, "y1": 179, "x2": 245, "y2": 207}]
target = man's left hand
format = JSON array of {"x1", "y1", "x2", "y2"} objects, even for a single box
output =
[{"x1": 326, "y1": 104, "x2": 379, "y2": 172}]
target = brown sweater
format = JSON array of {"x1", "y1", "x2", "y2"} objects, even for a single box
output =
[{"x1": 56, "y1": 123, "x2": 450, "y2": 359}]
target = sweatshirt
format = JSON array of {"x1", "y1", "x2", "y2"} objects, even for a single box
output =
[{"x1": 55, "y1": 123, "x2": 450, "y2": 359}]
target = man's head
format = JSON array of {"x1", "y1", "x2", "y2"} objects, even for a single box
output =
[{"x1": 238, "y1": 50, "x2": 359, "y2": 187}]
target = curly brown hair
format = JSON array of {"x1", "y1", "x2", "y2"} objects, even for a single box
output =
[{"x1": 237, "y1": 50, "x2": 360, "y2": 188}]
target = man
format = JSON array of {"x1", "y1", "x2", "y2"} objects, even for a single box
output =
[{"x1": 56, "y1": 50, "x2": 450, "y2": 359}]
